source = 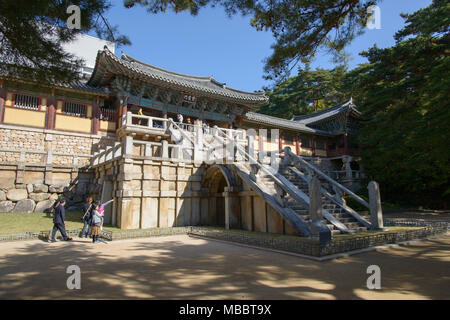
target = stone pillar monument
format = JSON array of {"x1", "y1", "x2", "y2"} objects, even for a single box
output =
[
  {"x1": 309, "y1": 177, "x2": 332, "y2": 243},
  {"x1": 368, "y1": 181, "x2": 386, "y2": 230}
]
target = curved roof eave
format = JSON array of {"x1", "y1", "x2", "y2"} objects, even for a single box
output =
[
  {"x1": 88, "y1": 48, "x2": 269, "y2": 106},
  {"x1": 292, "y1": 99, "x2": 361, "y2": 125},
  {"x1": 244, "y1": 112, "x2": 336, "y2": 136}
]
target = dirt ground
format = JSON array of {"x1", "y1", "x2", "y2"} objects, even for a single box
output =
[{"x1": 0, "y1": 232, "x2": 448, "y2": 300}]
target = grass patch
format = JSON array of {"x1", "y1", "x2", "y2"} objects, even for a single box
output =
[{"x1": 0, "y1": 210, "x2": 120, "y2": 234}]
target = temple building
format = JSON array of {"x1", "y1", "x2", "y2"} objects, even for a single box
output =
[{"x1": 0, "y1": 46, "x2": 379, "y2": 239}]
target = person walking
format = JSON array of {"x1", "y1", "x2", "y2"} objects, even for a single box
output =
[
  {"x1": 49, "y1": 199, "x2": 72, "y2": 242},
  {"x1": 81, "y1": 197, "x2": 93, "y2": 238}
]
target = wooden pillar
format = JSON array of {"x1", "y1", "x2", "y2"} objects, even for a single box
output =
[
  {"x1": 0, "y1": 80, "x2": 5, "y2": 124},
  {"x1": 92, "y1": 105, "x2": 100, "y2": 135},
  {"x1": 118, "y1": 97, "x2": 128, "y2": 129},
  {"x1": 295, "y1": 136, "x2": 300, "y2": 155},
  {"x1": 46, "y1": 96, "x2": 56, "y2": 129}
]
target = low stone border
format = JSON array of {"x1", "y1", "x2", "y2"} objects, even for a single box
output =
[
  {"x1": 384, "y1": 218, "x2": 449, "y2": 231},
  {"x1": 319, "y1": 225, "x2": 447, "y2": 256},
  {"x1": 104, "y1": 227, "x2": 193, "y2": 241},
  {"x1": 0, "y1": 221, "x2": 447, "y2": 258},
  {"x1": 187, "y1": 222, "x2": 448, "y2": 257},
  {"x1": 0, "y1": 229, "x2": 83, "y2": 242}
]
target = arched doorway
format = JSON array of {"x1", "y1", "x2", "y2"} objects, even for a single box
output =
[{"x1": 201, "y1": 165, "x2": 240, "y2": 228}]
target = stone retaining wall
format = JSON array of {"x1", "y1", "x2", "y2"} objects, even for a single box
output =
[
  {"x1": 0, "y1": 125, "x2": 116, "y2": 166},
  {"x1": 0, "y1": 165, "x2": 93, "y2": 213}
]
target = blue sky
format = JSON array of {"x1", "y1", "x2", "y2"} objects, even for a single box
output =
[{"x1": 102, "y1": 0, "x2": 432, "y2": 92}]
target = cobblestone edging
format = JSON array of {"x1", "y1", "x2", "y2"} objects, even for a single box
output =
[
  {"x1": 384, "y1": 218, "x2": 449, "y2": 231},
  {"x1": 104, "y1": 227, "x2": 194, "y2": 241},
  {"x1": 0, "y1": 229, "x2": 83, "y2": 242},
  {"x1": 188, "y1": 223, "x2": 449, "y2": 257}
]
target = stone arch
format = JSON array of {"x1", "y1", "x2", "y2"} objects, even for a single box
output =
[{"x1": 201, "y1": 165, "x2": 241, "y2": 229}]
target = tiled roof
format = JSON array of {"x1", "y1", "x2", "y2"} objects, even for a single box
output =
[
  {"x1": 88, "y1": 48, "x2": 269, "y2": 106},
  {"x1": 0, "y1": 76, "x2": 109, "y2": 96},
  {"x1": 62, "y1": 81, "x2": 109, "y2": 95},
  {"x1": 244, "y1": 112, "x2": 335, "y2": 136},
  {"x1": 292, "y1": 99, "x2": 361, "y2": 124}
]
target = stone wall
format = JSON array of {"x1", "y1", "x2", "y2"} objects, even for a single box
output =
[
  {"x1": 91, "y1": 157, "x2": 208, "y2": 229},
  {"x1": 0, "y1": 125, "x2": 116, "y2": 166},
  {"x1": 0, "y1": 164, "x2": 93, "y2": 213}
]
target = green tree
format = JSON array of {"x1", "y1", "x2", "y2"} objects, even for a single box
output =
[
  {"x1": 352, "y1": 0, "x2": 450, "y2": 208},
  {"x1": 124, "y1": 0, "x2": 378, "y2": 81},
  {"x1": 0, "y1": 0, "x2": 130, "y2": 84},
  {"x1": 257, "y1": 66, "x2": 348, "y2": 119}
]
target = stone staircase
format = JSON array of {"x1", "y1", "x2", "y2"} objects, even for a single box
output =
[
  {"x1": 278, "y1": 165, "x2": 368, "y2": 235},
  {"x1": 167, "y1": 123, "x2": 372, "y2": 238}
]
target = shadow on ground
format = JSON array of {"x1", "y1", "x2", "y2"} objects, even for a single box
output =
[{"x1": 0, "y1": 234, "x2": 448, "y2": 299}]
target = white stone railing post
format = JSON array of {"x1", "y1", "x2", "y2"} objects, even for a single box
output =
[
  {"x1": 126, "y1": 111, "x2": 132, "y2": 126},
  {"x1": 161, "y1": 140, "x2": 169, "y2": 158},
  {"x1": 114, "y1": 142, "x2": 122, "y2": 159},
  {"x1": 144, "y1": 143, "x2": 152, "y2": 157},
  {"x1": 124, "y1": 135, "x2": 133, "y2": 156}
]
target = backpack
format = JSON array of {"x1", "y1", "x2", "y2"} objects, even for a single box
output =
[{"x1": 92, "y1": 211, "x2": 102, "y2": 225}]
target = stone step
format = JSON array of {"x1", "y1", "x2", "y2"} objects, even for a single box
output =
[
  {"x1": 343, "y1": 222, "x2": 363, "y2": 229},
  {"x1": 290, "y1": 207, "x2": 308, "y2": 212},
  {"x1": 336, "y1": 217, "x2": 356, "y2": 223},
  {"x1": 331, "y1": 213, "x2": 353, "y2": 220}
]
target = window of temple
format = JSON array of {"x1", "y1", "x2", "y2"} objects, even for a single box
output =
[
  {"x1": 284, "y1": 135, "x2": 294, "y2": 145},
  {"x1": 100, "y1": 100, "x2": 115, "y2": 121},
  {"x1": 337, "y1": 136, "x2": 345, "y2": 148},
  {"x1": 63, "y1": 101, "x2": 87, "y2": 118},
  {"x1": 13, "y1": 93, "x2": 40, "y2": 111},
  {"x1": 328, "y1": 140, "x2": 337, "y2": 150},
  {"x1": 100, "y1": 107, "x2": 115, "y2": 121},
  {"x1": 316, "y1": 139, "x2": 325, "y2": 150},
  {"x1": 301, "y1": 137, "x2": 311, "y2": 148}
]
